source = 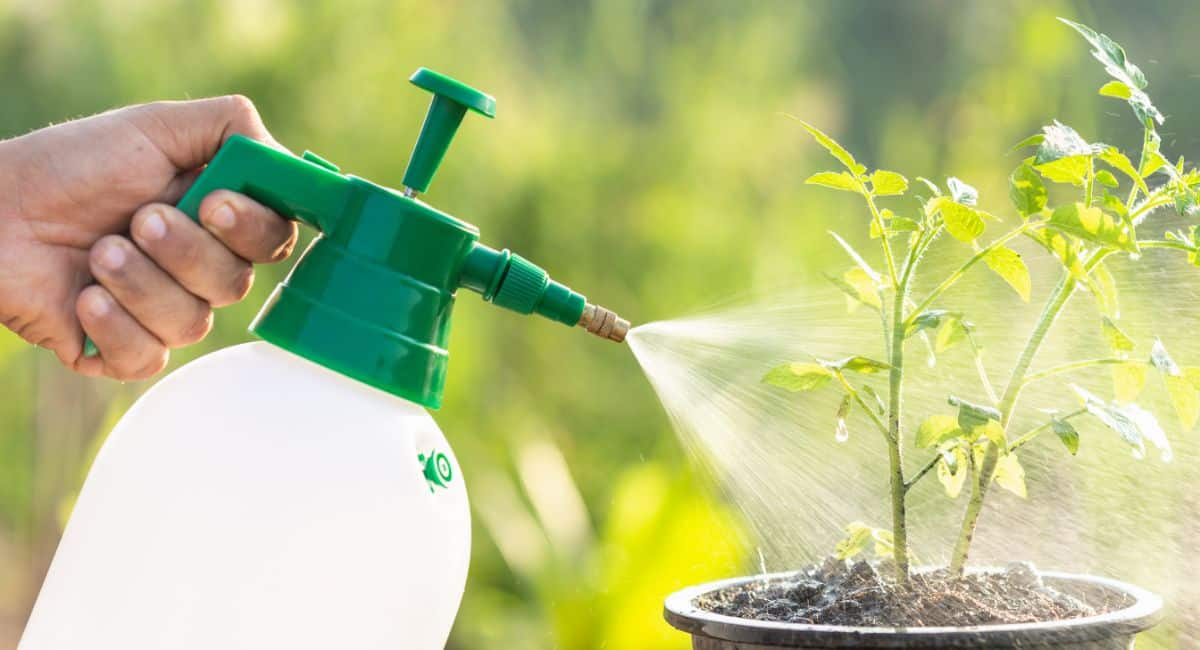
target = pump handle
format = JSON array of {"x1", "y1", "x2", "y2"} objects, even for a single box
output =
[{"x1": 401, "y1": 68, "x2": 495, "y2": 195}]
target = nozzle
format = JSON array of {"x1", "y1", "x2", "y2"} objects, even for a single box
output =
[{"x1": 578, "y1": 303, "x2": 630, "y2": 343}]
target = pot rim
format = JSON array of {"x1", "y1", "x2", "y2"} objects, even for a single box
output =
[{"x1": 664, "y1": 569, "x2": 1164, "y2": 648}]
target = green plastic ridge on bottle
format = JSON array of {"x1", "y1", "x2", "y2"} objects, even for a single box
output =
[{"x1": 81, "y1": 68, "x2": 625, "y2": 409}]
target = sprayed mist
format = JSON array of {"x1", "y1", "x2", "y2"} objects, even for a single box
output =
[{"x1": 628, "y1": 237, "x2": 1200, "y2": 642}]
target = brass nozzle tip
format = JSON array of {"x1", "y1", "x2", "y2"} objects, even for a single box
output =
[{"x1": 578, "y1": 303, "x2": 630, "y2": 343}]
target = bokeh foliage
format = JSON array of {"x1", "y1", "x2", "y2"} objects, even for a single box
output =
[{"x1": 1, "y1": 1, "x2": 1199, "y2": 648}]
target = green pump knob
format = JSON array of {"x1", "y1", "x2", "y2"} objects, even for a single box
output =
[{"x1": 401, "y1": 68, "x2": 496, "y2": 196}]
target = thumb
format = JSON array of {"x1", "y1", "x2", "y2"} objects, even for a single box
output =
[{"x1": 128, "y1": 95, "x2": 285, "y2": 172}]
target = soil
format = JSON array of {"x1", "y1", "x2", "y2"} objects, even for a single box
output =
[{"x1": 696, "y1": 559, "x2": 1130, "y2": 627}]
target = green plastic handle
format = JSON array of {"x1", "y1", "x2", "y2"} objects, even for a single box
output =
[
  {"x1": 401, "y1": 68, "x2": 495, "y2": 194},
  {"x1": 82, "y1": 135, "x2": 351, "y2": 357}
]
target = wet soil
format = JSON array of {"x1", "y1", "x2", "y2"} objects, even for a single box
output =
[{"x1": 697, "y1": 560, "x2": 1128, "y2": 626}]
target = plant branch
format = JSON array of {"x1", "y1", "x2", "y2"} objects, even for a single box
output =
[
  {"x1": 1020, "y1": 358, "x2": 1146, "y2": 387},
  {"x1": 906, "y1": 222, "x2": 1037, "y2": 326},
  {"x1": 1007, "y1": 408, "x2": 1088, "y2": 453},
  {"x1": 906, "y1": 453, "x2": 941, "y2": 491},
  {"x1": 834, "y1": 373, "x2": 891, "y2": 442}
]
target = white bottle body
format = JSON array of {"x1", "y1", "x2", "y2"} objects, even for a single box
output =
[{"x1": 20, "y1": 342, "x2": 471, "y2": 650}]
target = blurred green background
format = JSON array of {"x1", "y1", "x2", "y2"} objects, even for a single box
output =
[{"x1": 1, "y1": 0, "x2": 1199, "y2": 647}]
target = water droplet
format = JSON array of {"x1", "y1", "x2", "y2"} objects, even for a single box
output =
[{"x1": 835, "y1": 418, "x2": 849, "y2": 443}]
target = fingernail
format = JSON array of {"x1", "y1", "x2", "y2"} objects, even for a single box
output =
[
  {"x1": 140, "y1": 210, "x2": 167, "y2": 240},
  {"x1": 98, "y1": 244, "x2": 126, "y2": 270},
  {"x1": 89, "y1": 293, "x2": 112, "y2": 317},
  {"x1": 210, "y1": 203, "x2": 236, "y2": 230}
]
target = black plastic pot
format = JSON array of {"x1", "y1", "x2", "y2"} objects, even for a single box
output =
[{"x1": 664, "y1": 570, "x2": 1163, "y2": 649}]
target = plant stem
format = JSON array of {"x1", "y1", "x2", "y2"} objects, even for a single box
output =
[
  {"x1": 1007, "y1": 408, "x2": 1088, "y2": 453},
  {"x1": 1139, "y1": 239, "x2": 1195, "y2": 253},
  {"x1": 1125, "y1": 124, "x2": 1155, "y2": 213},
  {"x1": 1020, "y1": 358, "x2": 1146, "y2": 387},
  {"x1": 864, "y1": 192, "x2": 900, "y2": 284},
  {"x1": 885, "y1": 246, "x2": 913, "y2": 582},
  {"x1": 948, "y1": 271, "x2": 1078, "y2": 575},
  {"x1": 906, "y1": 222, "x2": 1037, "y2": 326}
]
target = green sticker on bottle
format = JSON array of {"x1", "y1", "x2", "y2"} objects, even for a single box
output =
[{"x1": 418, "y1": 449, "x2": 453, "y2": 493}]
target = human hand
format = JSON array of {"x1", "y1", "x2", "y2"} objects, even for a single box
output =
[{"x1": 0, "y1": 96, "x2": 299, "y2": 380}]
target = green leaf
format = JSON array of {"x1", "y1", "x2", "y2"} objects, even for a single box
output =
[
  {"x1": 978, "y1": 420, "x2": 1008, "y2": 449},
  {"x1": 1048, "y1": 202, "x2": 1136, "y2": 252},
  {"x1": 1036, "y1": 155, "x2": 1091, "y2": 186},
  {"x1": 1095, "y1": 169, "x2": 1119, "y2": 188},
  {"x1": 834, "y1": 521, "x2": 893, "y2": 560},
  {"x1": 1035, "y1": 121, "x2": 1099, "y2": 164},
  {"x1": 993, "y1": 453, "x2": 1028, "y2": 498},
  {"x1": 871, "y1": 170, "x2": 908, "y2": 196},
  {"x1": 1052, "y1": 419, "x2": 1080, "y2": 455},
  {"x1": 984, "y1": 246, "x2": 1031, "y2": 302},
  {"x1": 831, "y1": 356, "x2": 891, "y2": 374},
  {"x1": 1112, "y1": 362, "x2": 1147, "y2": 403},
  {"x1": 806, "y1": 171, "x2": 862, "y2": 193},
  {"x1": 935, "y1": 198, "x2": 986, "y2": 242},
  {"x1": 916, "y1": 176, "x2": 942, "y2": 197},
  {"x1": 947, "y1": 177, "x2": 979, "y2": 206},
  {"x1": 1059, "y1": 18, "x2": 1164, "y2": 125},
  {"x1": 788, "y1": 117, "x2": 866, "y2": 175},
  {"x1": 1031, "y1": 230, "x2": 1087, "y2": 279},
  {"x1": 1101, "y1": 317, "x2": 1135, "y2": 354},
  {"x1": 1165, "y1": 375, "x2": 1200, "y2": 432},
  {"x1": 935, "y1": 316, "x2": 969, "y2": 353},
  {"x1": 907, "y1": 309, "x2": 953, "y2": 338},
  {"x1": 827, "y1": 268, "x2": 882, "y2": 311},
  {"x1": 948, "y1": 394, "x2": 1001, "y2": 437},
  {"x1": 1150, "y1": 339, "x2": 1182, "y2": 377},
  {"x1": 937, "y1": 446, "x2": 969, "y2": 498},
  {"x1": 1009, "y1": 133, "x2": 1046, "y2": 154},
  {"x1": 1008, "y1": 162, "x2": 1048, "y2": 216},
  {"x1": 1098, "y1": 148, "x2": 1150, "y2": 196},
  {"x1": 762, "y1": 363, "x2": 833, "y2": 392},
  {"x1": 1098, "y1": 80, "x2": 1132, "y2": 99},
  {"x1": 1087, "y1": 263, "x2": 1120, "y2": 319},
  {"x1": 1072, "y1": 384, "x2": 1172, "y2": 461},
  {"x1": 916, "y1": 415, "x2": 962, "y2": 449}
]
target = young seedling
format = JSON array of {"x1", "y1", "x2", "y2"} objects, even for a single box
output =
[{"x1": 764, "y1": 18, "x2": 1200, "y2": 584}]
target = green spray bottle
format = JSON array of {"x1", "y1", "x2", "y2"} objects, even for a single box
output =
[{"x1": 22, "y1": 69, "x2": 628, "y2": 650}]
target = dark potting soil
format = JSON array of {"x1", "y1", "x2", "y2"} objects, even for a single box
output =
[{"x1": 697, "y1": 559, "x2": 1128, "y2": 627}]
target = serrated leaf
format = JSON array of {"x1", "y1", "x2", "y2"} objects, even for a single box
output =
[
  {"x1": 763, "y1": 363, "x2": 833, "y2": 392},
  {"x1": 1048, "y1": 202, "x2": 1136, "y2": 252},
  {"x1": 871, "y1": 170, "x2": 908, "y2": 196},
  {"x1": 937, "y1": 446, "x2": 969, "y2": 498},
  {"x1": 1060, "y1": 18, "x2": 1163, "y2": 126},
  {"x1": 1052, "y1": 419, "x2": 1080, "y2": 455},
  {"x1": 806, "y1": 171, "x2": 862, "y2": 193},
  {"x1": 1098, "y1": 80, "x2": 1132, "y2": 99},
  {"x1": 1036, "y1": 155, "x2": 1092, "y2": 186},
  {"x1": 1165, "y1": 375, "x2": 1200, "y2": 432},
  {"x1": 947, "y1": 177, "x2": 979, "y2": 206},
  {"x1": 1009, "y1": 162, "x2": 1047, "y2": 216},
  {"x1": 789, "y1": 117, "x2": 866, "y2": 175},
  {"x1": 1072, "y1": 384, "x2": 1172, "y2": 461},
  {"x1": 832, "y1": 356, "x2": 891, "y2": 374},
  {"x1": 1101, "y1": 317, "x2": 1135, "y2": 354},
  {"x1": 1150, "y1": 339, "x2": 1182, "y2": 377},
  {"x1": 1036, "y1": 121, "x2": 1100, "y2": 164},
  {"x1": 916, "y1": 415, "x2": 962, "y2": 449},
  {"x1": 985, "y1": 246, "x2": 1031, "y2": 302},
  {"x1": 1088, "y1": 263, "x2": 1120, "y2": 319},
  {"x1": 936, "y1": 198, "x2": 986, "y2": 242},
  {"x1": 1009, "y1": 133, "x2": 1046, "y2": 154},
  {"x1": 1112, "y1": 362, "x2": 1147, "y2": 403},
  {"x1": 993, "y1": 453, "x2": 1028, "y2": 498},
  {"x1": 1098, "y1": 148, "x2": 1149, "y2": 196}
]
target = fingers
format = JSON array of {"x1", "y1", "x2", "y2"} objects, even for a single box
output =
[
  {"x1": 89, "y1": 234, "x2": 214, "y2": 348},
  {"x1": 76, "y1": 286, "x2": 169, "y2": 381},
  {"x1": 130, "y1": 95, "x2": 286, "y2": 172},
  {"x1": 198, "y1": 191, "x2": 297, "y2": 264},
  {"x1": 130, "y1": 203, "x2": 258, "y2": 307}
]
